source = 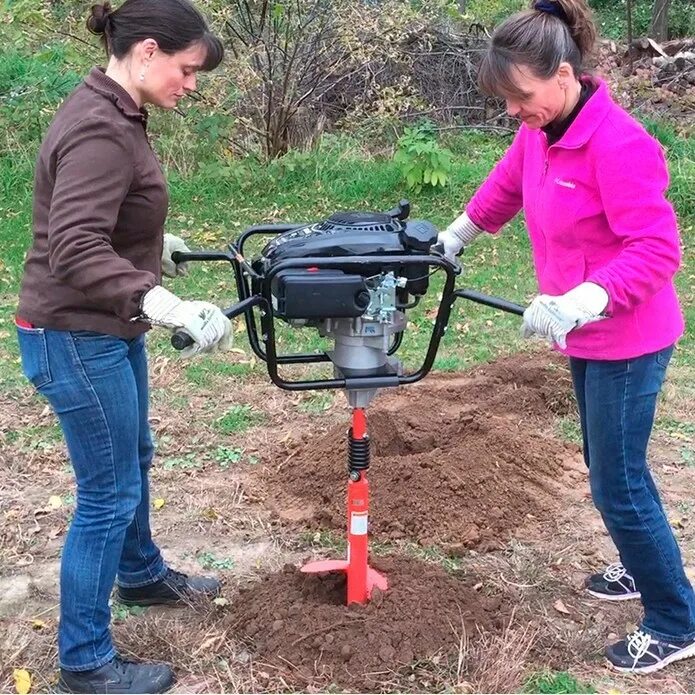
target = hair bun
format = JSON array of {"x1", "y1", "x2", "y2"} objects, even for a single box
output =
[{"x1": 87, "y1": 2, "x2": 113, "y2": 35}]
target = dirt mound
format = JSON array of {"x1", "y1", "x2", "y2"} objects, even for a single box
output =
[
  {"x1": 416, "y1": 352, "x2": 576, "y2": 421},
  {"x1": 222, "y1": 555, "x2": 510, "y2": 691},
  {"x1": 257, "y1": 353, "x2": 582, "y2": 549}
]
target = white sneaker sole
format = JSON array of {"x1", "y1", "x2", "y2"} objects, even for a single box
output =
[
  {"x1": 608, "y1": 641, "x2": 695, "y2": 674},
  {"x1": 587, "y1": 588, "x2": 641, "y2": 601}
]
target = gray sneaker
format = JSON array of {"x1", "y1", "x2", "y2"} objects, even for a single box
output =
[
  {"x1": 606, "y1": 629, "x2": 695, "y2": 674},
  {"x1": 586, "y1": 562, "x2": 640, "y2": 601}
]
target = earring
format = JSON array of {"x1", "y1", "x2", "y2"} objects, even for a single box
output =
[{"x1": 139, "y1": 70, "x2": 145, "y2": 82}]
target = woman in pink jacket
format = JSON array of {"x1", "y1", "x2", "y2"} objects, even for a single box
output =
[{"x1": 438, "y1": 0, "x2": 693, "y2": 675}]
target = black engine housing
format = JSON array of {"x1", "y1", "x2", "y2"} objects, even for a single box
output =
[{"x1": 253, "y1": 210, "x2": 438, "y2": 320}]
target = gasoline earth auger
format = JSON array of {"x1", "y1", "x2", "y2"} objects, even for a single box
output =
[{"x1": 170, "y1": 200, "x2": 524, "y2": 606}]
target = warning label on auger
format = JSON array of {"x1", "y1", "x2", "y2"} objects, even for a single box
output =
[{"x1": 350, "y1": 511, "x2": 368, "y2": 535}]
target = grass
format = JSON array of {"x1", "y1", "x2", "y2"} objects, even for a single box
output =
[
  {"x1": 196, "y1": 551, "x2": 235, "y2": 571},
  {"x1": 523, "y1": 670, "x2": 596, "y2": 694},
  {"x1": 214, "y1": 405, "x2": 265, "y2": 434},
  {"x1": 655, "y1": 416, "x2": 695, "y2": 441},
  {"x1": 162, "y1": 453, "x2": 203, "y2": 471},
  {"x1": 185, "y1": 360, "x2": 256, "y2": 388},
  {"x1": 555, "y1": 416, "x2": 584, "y2": 446},
  {"x1": 296, "y1": 391, "x2": 335, "y2": 414},
  {"x1": 212, "y1": 445, "x2": 258, "y2": 468}
]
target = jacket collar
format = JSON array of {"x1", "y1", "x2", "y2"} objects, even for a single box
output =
[
  {"x1": 527, "y1": 76, "x2": 613, "y2": 149},
  {"x1": 84, "y1": 67, "x2": 148, "y2": 126}
]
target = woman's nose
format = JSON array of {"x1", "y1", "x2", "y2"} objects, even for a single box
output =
[
  {"x1": 506, "y1": 100, "x2": 521, "y2": 117},
  {"x1": 184, "y1": 73, "x2": 197, "y2": 92}
]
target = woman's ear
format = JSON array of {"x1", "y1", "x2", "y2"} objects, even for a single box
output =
[
  {"x1": 556, "y1": 61, "x2": 574, "y2": 88},
  {"x1": 141, "y1": 38, "x2": 159, "y2": 61}
]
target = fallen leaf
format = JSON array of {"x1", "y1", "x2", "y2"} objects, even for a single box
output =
[
  {"x1": 213, "y1": 597, "x2": 229, "y2": 607},
  {"x1": 13, "y1": 669, "x2": 31, "y2": 694},
  {"x1": 31, "y1": 619, "x2": 46, "y2": 630},
  {"x1": 47, "y1": 495, "x2": 62, "y2": 510},
  {"x1": 153, "y1": 498, "x2": 165, "y2": 510},
  {"x1": 553, "y1": 599, "x2": 571, "y2": 615},
  {"x1": 669, "y1": 515, "x2": 686, "y2": 529}
]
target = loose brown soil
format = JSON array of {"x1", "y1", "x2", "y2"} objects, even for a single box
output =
[
  {"x1": 222, "y1": 555, "x2": 510, "y2": 691},
  {"x1": 255, "y1": 354, "x2": 584, "y2": 550}
]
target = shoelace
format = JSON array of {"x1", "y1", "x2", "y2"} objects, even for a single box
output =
[
  {"x1": 165, "y1": 568, "x2": 190, "y2": 591},
  {"x1": 626, "y1": 629, "x2": 654, "y2": 661},
  {"x1": 109, "y1": 656, "x2": 136, "y2": 677},
  {"x1": 603, "y1": 561, "x2": 628, "y2": 583}
]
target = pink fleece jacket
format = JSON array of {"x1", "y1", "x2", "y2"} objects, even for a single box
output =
[{"x1": 467, "y1": 78, "x2": 684, "y2": 360}]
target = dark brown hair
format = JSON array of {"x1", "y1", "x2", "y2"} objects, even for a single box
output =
[
  {"x1": 478, "y1": 0, "x2": 596, "y2": 100},
  {"x1": 87, "y1": 0, "x2": 223, "y2": 71}
]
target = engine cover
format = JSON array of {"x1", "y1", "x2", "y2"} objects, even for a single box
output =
[
  {"x1": 254, "y1": 210, "x2": 438, "y2": 313},
  {"x1": 259, "y1": 211, "x2": 406, "y2": 262}
]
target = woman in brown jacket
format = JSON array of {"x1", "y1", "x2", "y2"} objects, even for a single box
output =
[{"x1": 16, "y1": 1, "x2": 230, "y2": 691}]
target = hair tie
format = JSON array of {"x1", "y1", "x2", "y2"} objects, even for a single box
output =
[{"x1": 534, "y1": 1, "x2": 569, "y2": 23}]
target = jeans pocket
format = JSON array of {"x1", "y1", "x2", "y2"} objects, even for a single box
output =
[
  {"x1": 70, "y1": 331, "x2": 128, "y2": 374},
  {"x1": 655, "y1": 345, "x2": 675, "y2": 370},
  {"x1": 17, "y1": 327, "x2": 52, "y2": 389}
]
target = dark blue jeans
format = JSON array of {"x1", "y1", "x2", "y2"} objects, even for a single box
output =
[
  {"x1": 570, "y1": 346, "x2": 695, "y2": 642},
  {"x1": 17, "y1": 327, "x2": 166, "y2": 671}
]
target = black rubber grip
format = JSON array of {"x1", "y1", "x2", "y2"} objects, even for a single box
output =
[
  {"x1": 171, "y1": 331, "x2": 194, "y2": 350},
  {"x1": 454, "y1": 289, "x2": 525, "y2": 316}
]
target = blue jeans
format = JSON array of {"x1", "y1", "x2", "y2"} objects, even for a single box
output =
[
  {"x1": 570, "y1": 346, "x2": 695, "y2": 642},
  {"x1": 17, "y1": 327, "x2": 166, "y2": 671}
]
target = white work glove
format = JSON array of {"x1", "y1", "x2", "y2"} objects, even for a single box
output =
[
  {"x1": 436, "y1": 211, "x2": 484, "y2": 262},
  {"x1": 521, "y1": 282, "x2": 609, "y2": 349},
  {"x1": 140, "y1": 285, "x2": 233, "y2": 358},
  {"x1": 161, "y1": 233, "x2": 190, "y2": 278}
]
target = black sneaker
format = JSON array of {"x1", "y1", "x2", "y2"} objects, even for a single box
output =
[
  {"x1": 606, "y1": 629, "x2": 695, "y2": 674},
  {"x1": 586, "y1": 562, "x2": 640, "y2": 601},
  {"x1": 117, "y1": 568, "x2": 221, "y2": 606},
  {"x1": 57, "y1": 655, "x2": 174, "y2": 693}
]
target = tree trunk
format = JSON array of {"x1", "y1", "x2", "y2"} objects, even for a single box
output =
[{"x1": 649, "y1": 0, "x2": 671, "y2": 42}]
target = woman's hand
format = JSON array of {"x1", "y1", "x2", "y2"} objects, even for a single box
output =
[
  {"x1": 139, "y1": 286, "x2": 233, "y2": 358},
  {"x1": 521, "y1": 282, "x2": 609, "y2": 349},
  {"x1": 436, "y1": 212, "x2": 484, "y2": 262},
  {"x1": 161, "y1": 233, "x2": 191, "y2": 278}
]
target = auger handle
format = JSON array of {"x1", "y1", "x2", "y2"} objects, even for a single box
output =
[{"x1": 454, "y1": 289, "x2": 525, "y2": 316}]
